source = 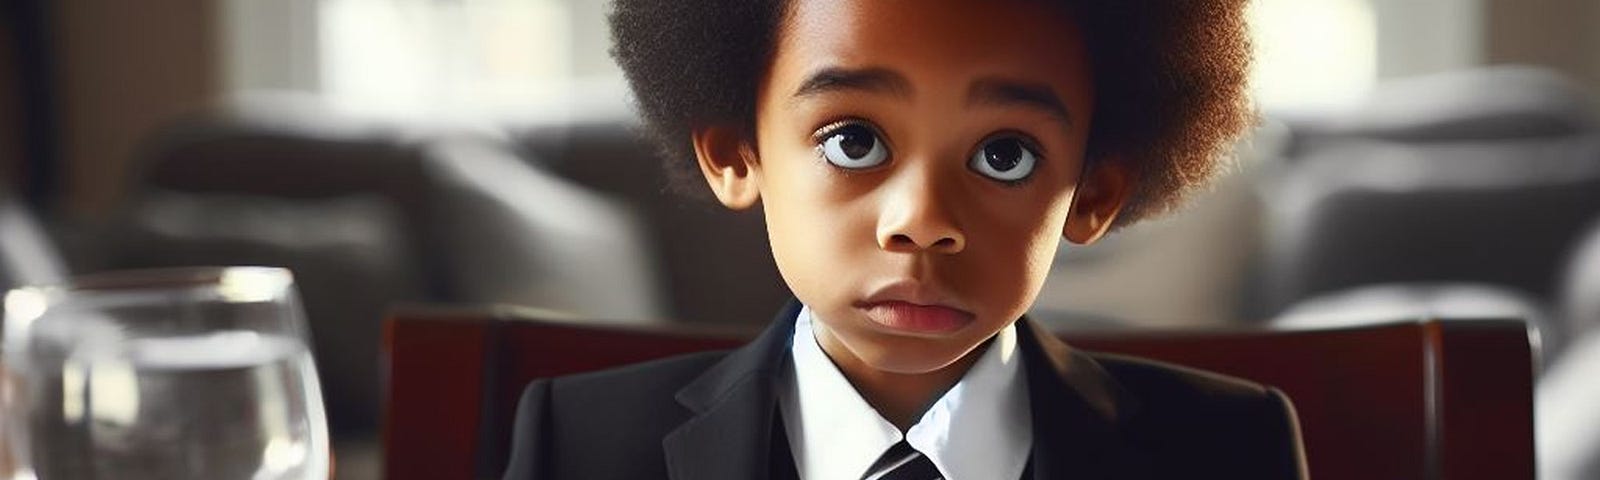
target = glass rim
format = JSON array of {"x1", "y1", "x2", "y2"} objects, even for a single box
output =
[
  {"x1": 5, "y1": 267, "x2": 298, "y2": 305},
  {"x1": 4, "y1": 267, "x2": 302, "y2": 346},
  {"x1": 57, "y1": 266, "x2": 293, "y2": 293}
]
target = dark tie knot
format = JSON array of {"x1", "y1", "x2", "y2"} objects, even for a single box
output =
[{"x1": 862, "y1": 441, "x2": 945, "y2": 480}]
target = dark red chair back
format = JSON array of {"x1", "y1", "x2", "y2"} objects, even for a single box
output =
[{"x1": 381, "y1": 306, "x2": 1534, "y2": 480}]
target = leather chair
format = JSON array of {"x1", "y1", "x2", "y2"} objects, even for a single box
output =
[
  {"x1": 1272, "y1": 283, "x2": 1556, "y2": 362},
  {"x1": 382, "y1": 306, "x2": 1535, "y2": 480}
]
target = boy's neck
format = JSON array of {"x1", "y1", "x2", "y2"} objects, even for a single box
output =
[{"x1": 813, "y1": 325, "x2": 996, "y2": 431}]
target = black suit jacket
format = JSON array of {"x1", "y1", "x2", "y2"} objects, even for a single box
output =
[{"x1": 502, "y1": 300, "x2": 1309, "y2": 479}]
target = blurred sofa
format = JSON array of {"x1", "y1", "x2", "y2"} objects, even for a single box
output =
[
  {"x1": 1258, "y1": 66, "x2": 1600, "y2": 356},
  {"x1": 507, "y1": 106, "x2": 789, "y2": 328},
  {"x1": 67, "y1": 99, "x2": 663, "y2": 464}
]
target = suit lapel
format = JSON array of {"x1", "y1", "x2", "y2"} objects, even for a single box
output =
[
  {"x1": 662, "y1": 300, "x2": 800, "y2": 480},
  {"x1": 1016, "y1": 317, "x2": 1154, "y2": 480},
  {"x1": 661, "y1": 303, "x2": 1152, "y2": 480}
]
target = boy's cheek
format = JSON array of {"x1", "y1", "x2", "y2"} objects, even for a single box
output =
[{"x1": 954, "y1": 234, "x2": 1054, "y2": 314}]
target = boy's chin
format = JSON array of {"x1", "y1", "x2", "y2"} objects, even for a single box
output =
[{"x1": 847, "y1": 335, "x2": 987, "y2": 375}]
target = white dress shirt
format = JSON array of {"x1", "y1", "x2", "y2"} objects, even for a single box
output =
[{"x1": 777, "y1": 305, "x2": 1033, "y2": 480}]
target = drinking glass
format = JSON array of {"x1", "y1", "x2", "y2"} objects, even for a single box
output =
[{"x1": 1, "y1": 267, "x2": 329, "y2": 480}]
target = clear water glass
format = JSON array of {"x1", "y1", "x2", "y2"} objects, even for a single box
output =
[{"x1": 1, "y1": 267, "x2": 329, "y2": 480}]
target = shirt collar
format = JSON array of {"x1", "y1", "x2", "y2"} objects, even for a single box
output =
[{"x1": 778, "y1": 305, "x2": 1033, "y2": 480}]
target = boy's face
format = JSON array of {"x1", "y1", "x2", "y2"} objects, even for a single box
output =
[{"x1": 697, "y1": 0, "x2": 1126, "y2": 374}]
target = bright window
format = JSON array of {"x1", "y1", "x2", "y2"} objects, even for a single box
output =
[
  {"x1": 1248, "y1": 0, "x2": 1379, "y2": 112},
  {"x1": 316, "y1": 0, "x2": 578, "y2": 121}
]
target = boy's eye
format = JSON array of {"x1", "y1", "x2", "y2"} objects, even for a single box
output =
[
  {"x1": 970, "y1": 137, "x2": 1037, "y2": 182},
  {"x1": 819, "y1": 124, "x2": 889, "y2": 169}
]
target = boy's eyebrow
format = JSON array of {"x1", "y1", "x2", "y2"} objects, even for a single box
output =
[
  {"x1": 792, "y1": 66, "x2": 913, "y2": 100},
  {"x1": 792, "y1": 68, "x2": 1073, "y2": 126},
  {"x1": 967, "y1": 77, "x2": 1074, "y2": 125}
]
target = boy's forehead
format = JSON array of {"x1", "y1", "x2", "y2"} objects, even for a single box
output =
[
  {"x1": 783, "y1": 0, "x2": 1081, "y2": 55},
  {"x1": 772, "y1": 0, "x2": 1092, "y2": 104}
]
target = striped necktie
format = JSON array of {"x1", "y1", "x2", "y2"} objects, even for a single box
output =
[{"x1": 862, "y1": 441, "x2": 945, "y2": 480}]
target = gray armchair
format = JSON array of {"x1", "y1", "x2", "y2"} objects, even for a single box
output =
[{"x1": 1257, "y1": 67, "x2": 1600, "y2": 324}]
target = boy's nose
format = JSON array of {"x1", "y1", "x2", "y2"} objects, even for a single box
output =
[{"x1": 875, "y1": 167, "x2": 966, "y2": 255}]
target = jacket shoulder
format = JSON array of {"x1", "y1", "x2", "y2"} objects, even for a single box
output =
[
  {"x1": 1086, "y1": 352, "x2": 1309, "y2": 479},
  {"x1": 503, "y1": 350, "x2": 731, "y2": 479},
  {"x1": 1088, "y1": 351, "x2": 1280, "y2": 405},
  {"x1": 548, "y1": 349, "x2": 730, "y2": 404}
]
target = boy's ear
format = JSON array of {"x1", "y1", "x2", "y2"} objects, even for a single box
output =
[
  {"x1": 1063, "y1": 160, "x2": 1132, "y2": 245},
  {"x1": 691, "y1": 124, "x2": 761, "y2": 210}
]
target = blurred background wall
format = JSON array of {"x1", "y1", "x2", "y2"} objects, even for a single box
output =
[
  {"x1": 1486, "y1": 0, "x2": 1600, "y2": 88},
  {"x1": 37, "y1": 0, "x2": 221, "y2": 214},
  {"x1": 4, "y1": 0, "x2": 1596, "y2": 219},
  {"x1": 0, "y1": 9, "x2": 21, "y2": 187}
]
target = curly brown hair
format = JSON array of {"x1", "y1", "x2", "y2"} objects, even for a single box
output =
[{"x1": 609, "y1": 0, "x2": 1254, "y2": 228}]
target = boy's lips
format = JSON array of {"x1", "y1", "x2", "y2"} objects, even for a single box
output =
[{"x1": 855, "y1": 281, "x2": 975, "y2": 334}]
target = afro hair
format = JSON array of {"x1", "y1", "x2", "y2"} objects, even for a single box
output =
[{"x1": 609, "y1": 0, "x2": 1254, "y2": 228}]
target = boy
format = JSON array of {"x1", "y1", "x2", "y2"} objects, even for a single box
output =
[{"x1": 504, "y1": 0, "x2": 1307, "y2": 478}]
